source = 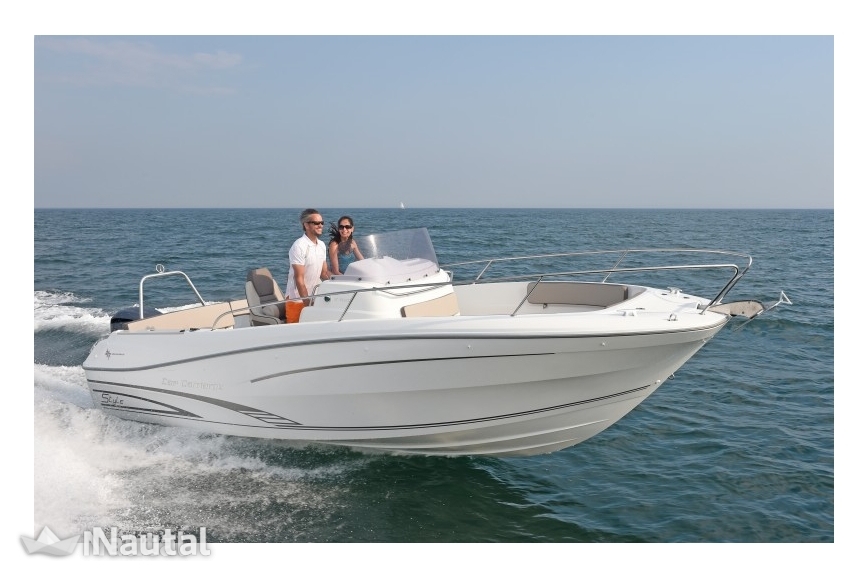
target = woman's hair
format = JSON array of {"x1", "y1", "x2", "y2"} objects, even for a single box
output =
[{"x1": 328, "y1": 215, "x2": 355, "y2": 246}]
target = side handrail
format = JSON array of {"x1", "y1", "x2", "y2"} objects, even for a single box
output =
[
  {"x1": 329, "y1": 280, "x2": 454, "y2": 321},
  {"x1": 445, "y1": 248, "x2": 752, "y2": 275},
  {"x1": 444, "y1": 248, "x2": 753, "y2": 310},
  {"x1": 210, "y1": 280, "x2": 456, "y2": 329}
]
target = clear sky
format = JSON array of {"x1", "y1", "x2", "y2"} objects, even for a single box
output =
[{"x1": 32, "y1": 33, "x2": 833, "y2": 209}]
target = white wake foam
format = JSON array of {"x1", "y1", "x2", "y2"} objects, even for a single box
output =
[
  {"x1": 34, "y1": 290, "x2": 111, "y2": 335},
  {"x1": 33, "y1": 363, "x2": 358, "y2": 538}
]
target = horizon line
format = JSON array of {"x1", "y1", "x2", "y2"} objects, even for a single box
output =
[{"x1": 33, "y1": 206, "x2": 833, "y2": 211}]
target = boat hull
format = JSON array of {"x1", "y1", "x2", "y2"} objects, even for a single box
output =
[{"x1": 83, "y1": 314, "x2": 727, "y2": 457}]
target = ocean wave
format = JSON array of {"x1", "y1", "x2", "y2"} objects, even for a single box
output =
[{"x1": 34, "y1": 290, "x2": 111, "y2": 334}]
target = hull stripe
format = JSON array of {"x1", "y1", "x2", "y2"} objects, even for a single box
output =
[{"x1": 88, "y1": 379, "x2": 653, "y2": 432}]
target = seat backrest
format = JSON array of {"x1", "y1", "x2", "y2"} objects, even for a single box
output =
[
  {"x1": 526, "y1": 281, "x2": 629, "y2": 308},
  {"x1": 401, "y1": 292, "x2": 460, "y2": 318},
  {"x1": 245, "y1": 267, "x2": 286, "y2": 325}
]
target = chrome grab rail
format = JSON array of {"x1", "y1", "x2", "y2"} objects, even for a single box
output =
[
  {"x1": 139, "y1": 264, "x2": 206, "y2": 319},
  {"x1": 209, "y1": 280, "x2": 454, "y2": 329},
  {"x1": 444, "y1": 248, "x2": 754, "y2": 313}
]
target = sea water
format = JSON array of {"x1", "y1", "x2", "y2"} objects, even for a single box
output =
[{"x1": 32, "y1": 208, "x2": 833, "y2": 542}]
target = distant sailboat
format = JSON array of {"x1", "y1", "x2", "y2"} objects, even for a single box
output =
[{"x1": 400, "y1": 202, "x2": 405, "y2": 209}]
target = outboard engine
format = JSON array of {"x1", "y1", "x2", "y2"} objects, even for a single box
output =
[{"x1": 110, "y1": 305, "x2": 162, "y2": 332}]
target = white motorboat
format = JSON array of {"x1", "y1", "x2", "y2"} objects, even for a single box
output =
[{"x1": 83, "y1": 228, "x2": 788, "y2": 457}]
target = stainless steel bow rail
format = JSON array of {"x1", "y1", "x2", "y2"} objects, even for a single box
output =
[{"x1": 444, "y1": 248, "x2": 791, "y2": 324}]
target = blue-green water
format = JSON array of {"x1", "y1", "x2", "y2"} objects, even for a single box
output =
[{"x1": 33, "y1": 208, "x2": 833, "y2": 542}]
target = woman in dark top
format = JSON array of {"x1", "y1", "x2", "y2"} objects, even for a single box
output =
[{"x1": 327, "y1": 215, "x2": 364, "y2": 275}]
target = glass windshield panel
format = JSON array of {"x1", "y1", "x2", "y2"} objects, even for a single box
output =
[{"x1": 355, "y1": 228, "x2": 438, "y2": 266}]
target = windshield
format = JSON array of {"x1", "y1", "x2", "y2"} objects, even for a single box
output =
[{"x1": 354, "y1": 228, "x2": 438, "y2": 266}]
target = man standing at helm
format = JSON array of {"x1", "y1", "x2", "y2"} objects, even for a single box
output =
[{"x1": 286, "y1": 208, "x2": 331, "y2": 311}]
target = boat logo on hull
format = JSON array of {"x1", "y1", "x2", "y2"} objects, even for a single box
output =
[{"x1": 94, "y1": 389, "x2": 202, "y2": 419}]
